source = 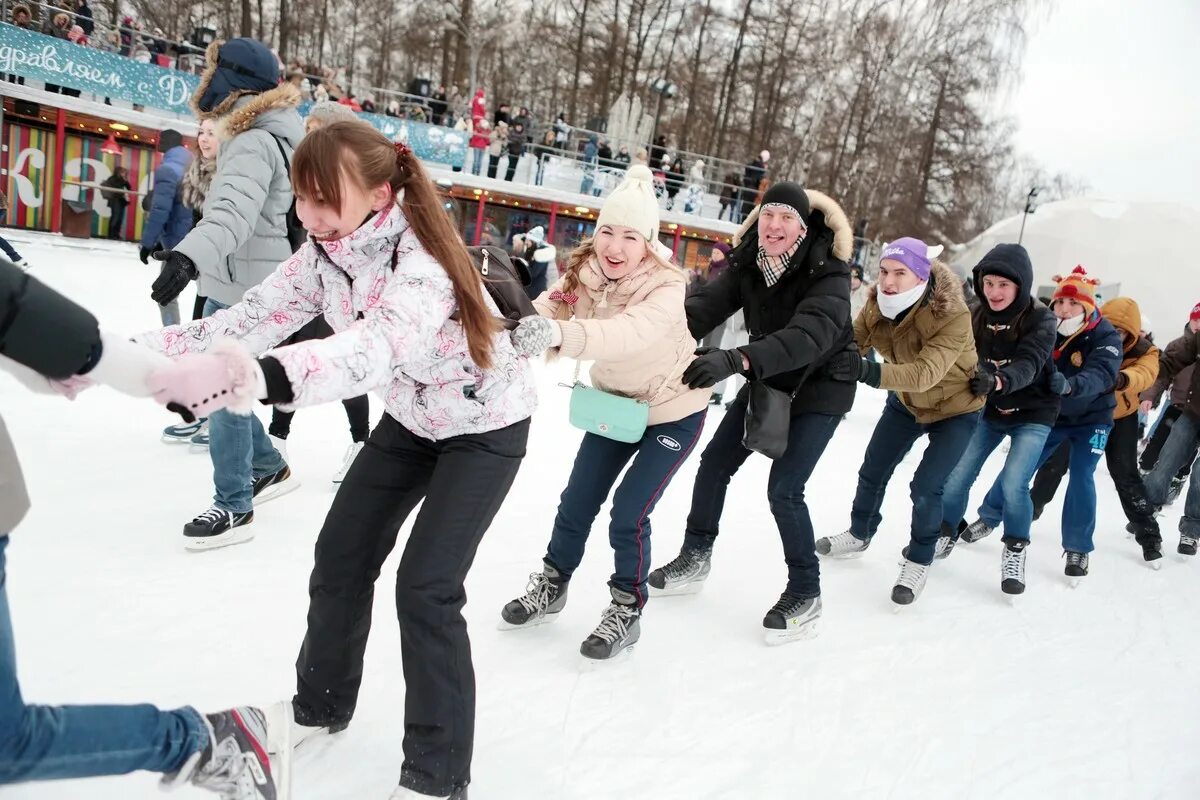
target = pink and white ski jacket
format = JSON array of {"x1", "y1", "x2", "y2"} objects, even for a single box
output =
[{"x1": 135, "y1": 202, "x2": 537, "y2": 440}]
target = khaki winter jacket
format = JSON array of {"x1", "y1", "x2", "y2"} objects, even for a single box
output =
[
  {"x1": 535, "y1": 256, "x2": 711, "y2": 426},
  {"x1": 854, "y1": 261, "x2": 983, "y2": 424},
  {"x1": 1102, "y1": 297, "x2": 1159, "y2": 420}
]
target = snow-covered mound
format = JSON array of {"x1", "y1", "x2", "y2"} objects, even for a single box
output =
[
  {"x1": 951, "y1": 198, "x2": 1198, "y2": 336},
  {"x1": 2, "y1": 230, "x2": 1198, "y2": 799}
]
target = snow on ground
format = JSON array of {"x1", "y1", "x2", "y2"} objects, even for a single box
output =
[{"x1": 2, "y1": 231, "x2": 1197, "y2": 800}]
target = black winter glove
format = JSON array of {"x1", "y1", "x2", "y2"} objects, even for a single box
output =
[
  {"x1": 969, "y1": 367, "x2": 997, "y2": 397},
  {"x1": 138, "y1": 245, "x2": 155, "y2": 265},
  {"x1": 682, "y1": 348, "x2": 744, "y2": 389},
  {"x1": 1115, "y1": 371, "x2": 1130, "y2": 391},
  {"x1": 149, "y1": 251, "x2": 198, "y2": 306},
  {"x1": 1049, "y1": 372, "x2": 1070, "y2": 395},
  {"x1": 826, "y1": 351, "x2": 865, "y2": 382}
]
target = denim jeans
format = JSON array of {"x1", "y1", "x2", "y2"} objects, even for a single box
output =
[
  {"x1": 942, "y1": 416, "x2": 1051, "y2": 542},
  {"x1": 1181, "y1": 467, "x2": 1200, "y2": 538},
  {"x1": 849, "y1": 394, "x2": 981, "y2": 564},
  {"x1": 470, "y1": 148, "x2": 485, "y2": 175},
  {"x1": 545, "y1": 411, "x2": 705, "y2": 607},
  {"x1": 158, "y1": 298, "x2": 181, "y2": 327},
  {"x1": 0, "y1": 537, "x2": 207, "y2": 783},
  {"x1": 685, "y1": 397, "x2": 841, "y2": 598},
  {"x1": 981, "y1": 422, "x2": 1111, "y2": 553},
  {"x1": 1145, "y1": 411, "x2": 1200, "y2": 507},
  {"x1": 203, "y1": 298, "x2": 286, "y2": 514}
]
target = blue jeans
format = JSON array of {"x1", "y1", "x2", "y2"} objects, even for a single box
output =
[
  {"x1": 546, "y1": 412, "x2": 705, "y2": 607},
  {"x1": 471, "y1": 148, "x2": 485, "y2": 175},
  {"x1": 0, "y1": 537, "x2": 207, "y2": 783},
  {"x1": 849, "y1": 394, "x2": 981, "y2": 564},
  {"x1": 1145, "y1": 411, "x2": 1199, "y2": 507},
  {"x1": 942, "y1": 416, "x2": 1052, "y2": 542},
  {"x1": 0, "y1": 234, "x2": 21, "y2": 262},
  {"x1": 1181, "y1": 467, "x2": 1200, "y2": 537},
  {"x1": 203, "y1": 298, "x2": 285, "y2": 514},
  {"x1": 981, "y1": 422, "x2": 1111, "y2": 553},
  {"x1": 685, "y1": 397, "x2": 841, "y2": 598}
]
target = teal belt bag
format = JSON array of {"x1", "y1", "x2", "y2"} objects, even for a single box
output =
[{"x1": 567, "y1": 383, "x2": 650, "y2": 443}]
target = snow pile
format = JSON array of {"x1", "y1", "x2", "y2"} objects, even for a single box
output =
[{"x1": 3, "y1": 231, "x2": 1197, "y2": 799}]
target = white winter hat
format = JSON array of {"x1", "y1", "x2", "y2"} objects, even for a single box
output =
[{"x1": 595, "y1": 164, "x2": 660, "y2": 241}]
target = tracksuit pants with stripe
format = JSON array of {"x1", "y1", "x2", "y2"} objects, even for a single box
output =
[{"x1": 545, "y1": 410, "x2": 706, "y2": 607}]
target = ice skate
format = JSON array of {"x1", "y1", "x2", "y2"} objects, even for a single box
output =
[
  {"x1": 333, "y1": 441, "x2": 365, "y2": 486},
  {"x1": 389, "y1": 785, "x2": 467, "y2": 799},
  {"x1": 892, "y1": 558, "x2": 929, "y2": 606},
  {"x1": 253, "y1": 465, "x2": 299, "y2": 504},
  {"x1": 162, "y1": 706, "x2": 276, "y2": 800},
  {"x1": 762, "y1": 592, "x2": 821, "y2": 644},
  {"x1": 190, "y1": 431, "x2": 210, "y2": 450},
  {"x1": 1000, "y1": 539, "x2": 1027, "y2": 595},
  {"x1": 164, "y1": 416, "x2": 207, "y2": 444},
  {"x1": 815, "y1": 530, "x2": 868, "y2": 558},
  {"x1": 1140, "y1": 541, "x2": 1163, "y2": 568},
  {"x1": 579, "y1": 587, "x2": 641, "y2": 660},
  {"x1": 264, "y1": 700, "x2": 348, "y2": 754},
  {"x1": 648, "y1": 545, "x2": 712, "y2": 596},
  {"x1": 183, "y1": 506, "x2": 255, "y2": 551},
  {"x1": 959, "y1": 518, "x2": 996, "y2": 544},
  {"x1": 499, "y1": 564, "x2": 568, "y2": 629},
  {"x1": 1063, "y1": 551, "x2": 1089, "y2": 587},
  {"x1": 1179, "y1": 533, "x2": 1198, "y2": 557}
]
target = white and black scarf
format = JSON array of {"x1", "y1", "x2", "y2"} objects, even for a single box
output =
[{"x1": 755, "y1": 238, "x2": 802, "y2": 288}]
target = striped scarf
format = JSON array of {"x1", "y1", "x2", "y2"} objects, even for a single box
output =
[{"x1": 755, "y1": 238, "x2": 802, "y2": 288}]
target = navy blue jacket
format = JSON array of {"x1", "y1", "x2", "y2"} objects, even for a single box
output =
[
  {"x1": 140, "y1": 146, "x2": 194, "y2": 251},
  {"x1": 1054, "y1": 311, "x2": 1122, "y2": 426}
]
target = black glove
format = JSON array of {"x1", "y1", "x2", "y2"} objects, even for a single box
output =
[
  {"x1": 826, "y1": 351, "x2": 865, "y2": 382},
  {"x1": 138, "y1": 245, "x2": 155, "y2": 265},
  {"x1": 1115, "y1": 371, "x2": 1130, "y2": 390},
  {"x1": 682, "y1": 348, "x2": 744, "y2": 389},
  {"x1": 693, "y1": 346, "x2": 718, "y2": 357},
  {"x1": 1049, "y1": 372, "x2": 1070, "y2": 395},
  {"x1": 149, "y1": 251, "x2": 198, "y2": 306},
  {"x1": 969, "y1": 367, "x2": 997, "y2": 397}
]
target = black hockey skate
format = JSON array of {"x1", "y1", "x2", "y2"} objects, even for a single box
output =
[
  {"x1": 648, "y1": 545, "x2": 712, "y2": 595},
  {"x1": 580, "y1": 587, "x2": 641, "y2": 660},
  {"x1": 500, "y1": 563, "x2": 569, "y2": 629},
  {"x1": 183, "y1": 506, "x2": 254, "y2": 551}
]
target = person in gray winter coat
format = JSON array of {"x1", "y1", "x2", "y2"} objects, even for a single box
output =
[
  {"x1": 0, "y1": 254, "x2": 277, "y2": 795},
  {"x1": 148, "y1": 37, "x2": 305, "y2": 546}
]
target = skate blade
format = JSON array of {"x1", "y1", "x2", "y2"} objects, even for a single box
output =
[
  {"x1": 187, "y1": 441, "x2": 210, "y2": 453},
  {"x1": 820, "y1": 550, "x2": 867, "y2": 560},
  {"x1": 497, "y1": 612, "x2": 561, "y2": 631},
  {"x1": 578, "y1": 643, "x2": 636, "y2": 668},
  {"x1": 1148, "y1": 560, "x2": 1162, "y2": 571},
  {"x1": 649, "y1": 581, "x2": 706, "y2": 597},
  {"x1": 1068, "y1": 577, "x2": 1083, "y2": 589},
  {"x1": 764, "y1": 621, "x2": 819, "y2": 645},
  {"x1": 162, "y1": 434, "x2": 199, "y2": 445},
  {"x1": 254, "y1": 479, "x2": 302, "y2": 505},
  {"x1": 264, "y1": 702, "x2": 292, "y2": 800},
  {"x1": 184, "y1": 528, "x2": 255, "y2": 552}
]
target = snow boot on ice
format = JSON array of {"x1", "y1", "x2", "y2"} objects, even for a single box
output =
[
  {"x1": 500, "y1": 563, "x2": 568, "y2": 629},
  {"x1": 815, "y1": 530, "x2": 869, "y2": 558},
  {"x1": 1000, "y1": 539, "x2": 1028, "y2": 595},
  {"x1": 762, "y1": 592, "x2": 821, "y2": 644},
  {"x1": 164, "y1": 416, "x2": 207, "y2": 444},
  {"x1": 1063, "y1": 551, "x2": 1089, "y2": 585},
  {"x1": 648, "y1": 544, "x2": 712, "y2": 595},
  {"x1": 579, "y1": 587, "x2": 641, "y2": 660},
  {"x1": 1179, "y1": 533, "x2": 1198, "y2": 556},
  {"x1": 183, "y1": 506, "x2": 254, "y2": 551},
  {"x1": 162, "y1": 706, "x2": 276, "y2": 799},
  {"x1": 252, "y1": 465, "x2": 299, "y2": 504},
  {"x1": 892, "y1": 558, "x2": 929, "y2": 606},
  {"x1": 960, "y1": 518, "x2": 996, "y2": 544}
]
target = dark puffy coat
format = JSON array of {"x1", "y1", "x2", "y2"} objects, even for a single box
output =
[
  {"x1": 970, "y1": 244, "x2": 1060, "y2": 427},
  {"x1": 685, "y1": 190, "x2": 857, "y2": 416},
  {"x1": 1054, "y1": 310, "x2": 1122, "y2": 426},
  {"x1": 140, "y1": 145, "x2": 194, "y2": 251},
  {"x1": 1143, "y1": 328, "x2": 1200, "y2": 420}
]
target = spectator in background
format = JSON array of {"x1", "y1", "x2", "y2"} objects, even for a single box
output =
[
  {"x1": 515, "y1": 106, "x2": 532, "y2": 131},
  {"x1": 469, "y1": 118, "x2": 491, "y2": 175},
  {"x1": 615, "y1": 145, "x2": 632, "y2": 166},
  {"x1": 430, "y1": 85, "x2": 448, "y2": 125},
  {"x1": 494, "y1": 103, "x2": 511, "y2": 127},
  {"x1": 535, "y1": 129, "x2": 557, "y2": 186},
  {"x1": 650, "y1": 135, "x2": 668, "y2": 168},
  {"x1": 100, "y1": 166, "x2": 131, "y2": 241},
  {"x1": 66, "y1": 25, "x2": 87, "y2": 47},
  {"x1": 598, "y1": 139, "x2": 614, "y2": 168},
  {"x1": 580, "y1": 134, "x2": 599, "y2": 195},
  {"x1": 554, "y1": 113, "x2": 570, "y2": 148},
  {"x1": 140, "y1": 129, "x2": 194, "y2": 326},
  {"x1": 488, "y1": 120, "x2": 509, "y2": 179},
  {"x1": 9, "y1": 4, "x2": 32, "y2": 28},
  {"x1": 73, "y1": 0, "x2": 95, "y2": 37},
  {"x1": 0, "y1": 190, "x2": 29, "y2": 269},
  {"x1": 506, "y1": 121, "x2": 527, "y2": 181},
  {"x1": 736, "y1": 150, "x2": 770, "y2": 223},
  {"x1": 718, "y1": 169, "x2": 739, "y2": 221},
  {"x1": 848, "y1": 263, "x2": 870, "y2": 322},
  {"x1": 522, "y1": 226, "x2": 556, "y2": 299},
  {"x1": 471, "y1": 87, "x2": 487, "y2": 122},
  {"x1": 665, "y1": 156, "x2": 685, "y2": 211},
  {"x1": 683, "y1": 159, "x2": 706, "y2": 214}
]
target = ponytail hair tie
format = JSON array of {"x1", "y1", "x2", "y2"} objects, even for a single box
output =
[{"x1": 394, "y1": 141, "x2": 413, "y2": 161}]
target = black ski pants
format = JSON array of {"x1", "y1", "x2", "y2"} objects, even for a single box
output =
[{"x1": 293, "y1": 414, "x2": 529, "y2": 796}]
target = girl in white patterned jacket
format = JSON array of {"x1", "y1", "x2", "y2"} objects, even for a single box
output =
[{"x1": 143, "y1": 121, "x2": 535, "y2": 800}]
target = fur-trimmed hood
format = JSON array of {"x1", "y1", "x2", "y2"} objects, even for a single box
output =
[
  {"x1": 732, "y1": 189, "x2": 854, "y2": 262},
  {"x1": 866, "y1": 261, "x2": 964, "y2": 320},
  {"x1": 213, "y1": 83, "x2": 303, "y2": 142}
]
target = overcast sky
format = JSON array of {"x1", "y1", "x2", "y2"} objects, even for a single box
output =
[{"x1": 1011, "y1": 0, "x2": 1199, "y2": 209}]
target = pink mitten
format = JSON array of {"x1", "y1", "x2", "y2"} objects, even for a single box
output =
[
  {"x1": 146, "y1": 340, "x2": 260, "y2": 422},
  {"x1": 48, "y1": 375, "x2": 95, "y2": 400}
]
